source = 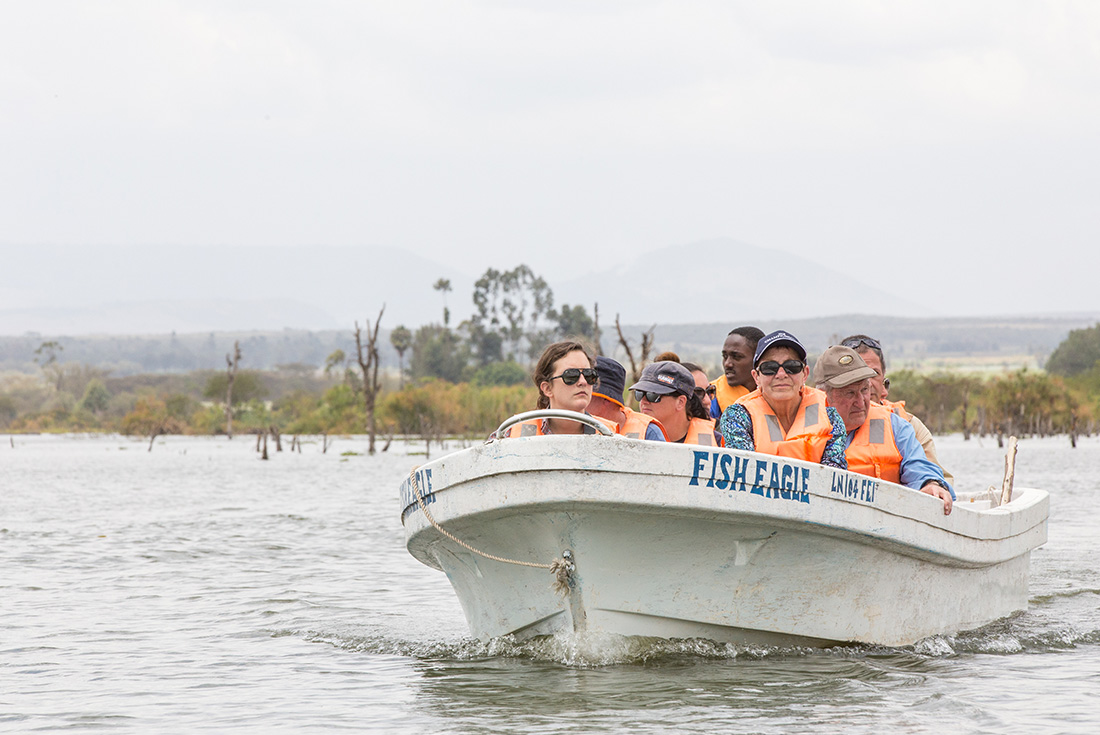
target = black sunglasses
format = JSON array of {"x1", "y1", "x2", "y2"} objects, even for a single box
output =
[
  {"x1": 842, "y1": 336, "x2": 882, "y2": 351},
  {"x1": 705, "y1": 385, "x2": 717, "y2": 396},
  {"x1": 757, "y1": 359, "x2": 805, "y2": 376},
  {"x1": 634, "y1": 389, "x2": 669, "y2": 403},
  {"x1": 550, "y1": 368, "x2": 598, "y2": 386}
]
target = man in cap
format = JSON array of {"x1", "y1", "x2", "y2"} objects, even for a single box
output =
[
  {"x1": 587, "y1": 356, "x2": 667, "y2": 441},
  {"x1": 710, "y1": 326, "x2": 765, "y2": 419},
  {"x1": 630, "y1": 360, "x2": 722, "y2": 445},
  {"x1": 840, "y1": 334, "x2": 953, "y2": 484},
  {"x1": 814, "y1": 345, "x2": 954, "y2": 514}
]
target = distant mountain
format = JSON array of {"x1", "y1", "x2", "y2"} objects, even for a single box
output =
[
  {"x1": 553, "y1": 238, "x2": 927, "y2": 325},
  {"x1": 0, "y1": 238, "x2": 1025, "y2": 336},
  {"x1": 0, "y1": 244, "x2": 471, "y2": 335}
]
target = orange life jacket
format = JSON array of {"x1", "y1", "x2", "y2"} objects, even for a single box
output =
[
  {"x1": 675, "y1": 417, "x2": 723, "y2": 446},
  {"x1": 711, "y1": 376, "x2": 750, "y2": 414},
  {"x1": 845, "y1": 403, "x2": 903, "y2": 483},
  {"x1": 504, "y1": 414, "x2": 618, "y2": 438},
  {"x1": 619, "y1": 408, "x2": 669, "y2": 440},
  {"x1": 738, "y1": 386, "x2": 833, "y2": 462},
  {"x1": 879, "y1": 398, "x2": 912, "y2": 421}
]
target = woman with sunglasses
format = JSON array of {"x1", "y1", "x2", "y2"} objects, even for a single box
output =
[
  {"x1": 502, "y1": 340, "x2": 618, "y2": 437},
  {"x1": 718, "y1": 330, "x2": 847, "y2": 467},
  {"x1": 629, "y1": 361, "x2": 723, "y2": 445}
]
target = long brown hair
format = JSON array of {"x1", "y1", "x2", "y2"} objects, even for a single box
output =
[{"x1": 532, "y1": 340, "x2": 595, "y2": 409}]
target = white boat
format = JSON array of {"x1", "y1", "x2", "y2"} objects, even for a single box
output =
[{"x1": 400, "y1": 410, "x2": 1049, "y2": 647}]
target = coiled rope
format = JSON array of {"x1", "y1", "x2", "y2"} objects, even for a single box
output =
[{"x1": 408, "y1": 466, "x2": 574, "y2": 595}]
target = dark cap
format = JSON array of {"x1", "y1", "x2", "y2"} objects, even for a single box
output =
[
  {"x1": 629, "y1": 360, "x2": 695, "y2": 397},
  {"x1": 592, "y1": 355, "x2": 626, "y2": 407},
  {"x1": 813, "y1": 345, "x2": 878, "y2": 389},
  {"x1": 753, "y1": 330, "x2": 807, "y2": 367}
]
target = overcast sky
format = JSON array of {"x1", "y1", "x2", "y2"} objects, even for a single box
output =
[{"x1": 3, "y1": 1, "x2": 1099, "y2": 318}]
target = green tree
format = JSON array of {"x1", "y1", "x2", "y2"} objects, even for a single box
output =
[
  {"x1": 203, "y1": 372, "x2": 268, "y2": 406},
  {"x1": 1047, "y1": 323, "x2": 1100, "y2": 376},
  {"x1": 434, "y1": 278, "x2": 453, "y2": 326},
  {"x1": 77, "y1": 379, "x2": 111, "y2": 415},
  {"x1": 390, "y1": 325, "x2": 413, "y2": 387},
  {"x1": 409, "y1": 324, "x2": 469, "y2": 383},
  {"x1": 470, "y1": 265, "x2": 554, "y2": 362},
  {"x1": 551, "y1": 303, "x2": 595, "y2": 340},
  {"x1": 34, "y1": 340, "x2": 65, "y2": 390},
  {"x1": 472, "y1": 360, "x2": 528, "y2": 386}
]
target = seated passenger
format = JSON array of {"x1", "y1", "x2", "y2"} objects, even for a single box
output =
[
  {"x1": 840, "y1": 334, "x2": 953, "y2": 484},
  {"x1": 719, "y1": 330, "x2": 847, "y2": 467},
  {"x1": 503, "y1": 340, "x2": 617, "y2": 437},
  {"x1": 682, "y1": 361, "x2": 713, "y2": 409},
  {"x1": 710, "y1": 326, "x2": 765, "y2": 419},
  {"x1": 653, "y1": 354, "x2": 714, "y2": 413},
  {"x1": 814, "y1": 345, "x2": 954, "y2": 515},
  {"x1": 587, "y1": 356, "x2": 668, "y2": 440},
  {"x1": 630, "y1": 361, "x2": 723, "y2": 445}
]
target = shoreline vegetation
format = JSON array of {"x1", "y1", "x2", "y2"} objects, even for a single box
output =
[{"x1": 3, "y1": 269, "x2": 1100, "y2": 451}]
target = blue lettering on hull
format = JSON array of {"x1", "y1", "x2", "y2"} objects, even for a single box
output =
[
  {"x1": 829, "y1": 471, "x2": 878, "y2": 503},
  {"x1": 689, "y1": 451, "x2": 810, "y2": 504},
  {"x1": 399, "y1": 468, "x2": 435, "y2": 518}
]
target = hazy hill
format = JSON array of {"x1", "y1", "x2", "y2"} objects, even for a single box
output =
[
  {"x1": 5, "y1": 239, "x2": 928, "y2": 337},
  {"x1": 553, "y1": 239, "x2": 926, "y2": 325},
  {"x1": 0, "y1": 244, "x2": 470, "y2": 335}
]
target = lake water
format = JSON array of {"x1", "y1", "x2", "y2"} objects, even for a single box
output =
[{"x1": 2, "y1": 433, "x2": 1098, "y2": 733}]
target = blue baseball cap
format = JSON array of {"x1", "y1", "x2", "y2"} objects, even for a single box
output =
[{"x1": 753, "y1": 330, "x2": 807, "y2": 367}]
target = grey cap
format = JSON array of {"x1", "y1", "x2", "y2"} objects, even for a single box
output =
[
  {"x1": 813, "y1": 345, "x2": 878, "y2": 389},
  {"x1": 629, "y1": 360, "x2": 695, "y2": 397}
]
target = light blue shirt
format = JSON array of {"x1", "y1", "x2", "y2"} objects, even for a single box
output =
[
  {"x1": 846, "y1": 412, "x2": 954, "y2": 499},
  {"x1": 645, "y1": 422, "x2": 666, "y2": 441}
]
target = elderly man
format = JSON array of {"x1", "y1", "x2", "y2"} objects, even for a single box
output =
[
  {"x1": 841, "y1": 334, "x2": 953, "y2": 484},
  {"x1": 710, "y1": 326, "x2": 765, "y2": 419},
  {"x1": 587, "y1": 356, "x2": 667, "y2": 441},
  {"x1": 814, "y1": 345, "x2": 954, "y2": 515}
]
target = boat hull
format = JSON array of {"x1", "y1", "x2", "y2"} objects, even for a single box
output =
[{"x1": 401, "y1": 436, "x2": 1048, "y2": 647}]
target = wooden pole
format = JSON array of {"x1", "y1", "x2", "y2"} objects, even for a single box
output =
[{"x1": 999, "y1": 436, "x2": 1018, "y2": 506}]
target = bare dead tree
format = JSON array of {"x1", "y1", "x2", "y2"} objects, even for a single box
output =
[
  {"x1": 417, "y1": 412, "x2": 442, "y2": 460},
  {"x1": 615, "y1": 314, "x2": 656, "y2": 387},
  {"x1": 593, "y1": 302, "x2": 602, "y2": 356},
  {"x1": 225, "y1": 341, "x2": 241, "y2": 439},
  {"x1": 354, "y1": 305, "x2": 386, "y2": 455}
]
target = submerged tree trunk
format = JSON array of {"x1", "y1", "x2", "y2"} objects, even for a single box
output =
[
  {"x1": 225, "y1": 341, "x2": 241, "y2": 439},
  {"x1": 355, "y1": 305, "x2": 386, "y2": 455}
]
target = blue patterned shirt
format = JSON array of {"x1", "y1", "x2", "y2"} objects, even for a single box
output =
[{"x1": 719, "y1": 403, "x2": 848, "y2": 469}]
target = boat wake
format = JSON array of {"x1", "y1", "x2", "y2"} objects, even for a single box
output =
[{"x1": 276, "y1": 604, "x2": 1100, "y2": 667}]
